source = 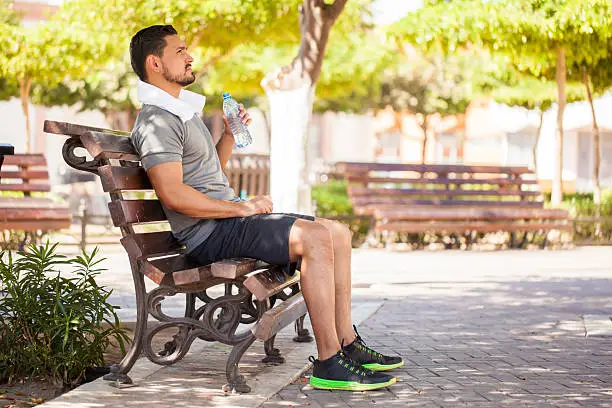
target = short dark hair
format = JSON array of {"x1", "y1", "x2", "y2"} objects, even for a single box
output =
[{"x1": 129, "y1": 25, "x2": 178, "y2": 81}]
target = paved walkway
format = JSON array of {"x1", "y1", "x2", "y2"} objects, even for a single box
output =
[
  {"x1": 46, "y1": 246, "x2": 612, "y2": 407},
  {"x1": 263, "y1": 248, "x2": 612, "y2": 407}
]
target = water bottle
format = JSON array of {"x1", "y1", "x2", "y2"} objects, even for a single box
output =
[{"x1": 222, "y1": 93, "x2": 252, "y2": 148}]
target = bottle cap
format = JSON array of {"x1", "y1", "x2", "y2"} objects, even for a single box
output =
[{"x1": 222, "y1": 93, "x2": 231, "y2": 100}]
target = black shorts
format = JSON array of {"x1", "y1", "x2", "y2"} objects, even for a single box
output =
[{"x1": 187, "y1": 213, "x2": 315, "y2": 275}]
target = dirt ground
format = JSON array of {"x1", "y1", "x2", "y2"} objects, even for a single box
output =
[{"x1": 1, "y1": 321, "x2": 174, "y2": 407}]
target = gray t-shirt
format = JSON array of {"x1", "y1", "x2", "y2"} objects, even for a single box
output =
[{"x1": 131, "y1": 104, "x2": 238, "y2": 252}]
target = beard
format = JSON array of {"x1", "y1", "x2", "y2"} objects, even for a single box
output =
[{"x1": 162, "y1": 63, "x2": 195, "y2": 86}]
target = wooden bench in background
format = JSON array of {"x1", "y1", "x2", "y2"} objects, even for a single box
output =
[
  {"x1": 338, "y1": 162, "x2": 571, "y2": 248},
  {"x1": 44, "y1": 120, "x2": 311, "y2": 393},
  {"x1": 0, "y1": 153, "x2": 71, "y2": 249}
]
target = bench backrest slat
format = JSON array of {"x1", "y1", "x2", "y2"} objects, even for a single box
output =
[
  {"x1": 121, "y1": 231, "x2": 184, "y2": 259},
  {"x1": 348, "y1": 187, "x2": 541, "y2": 199},
  {"x1": 108, "y1": 199, "x2": 166, "y2": 227},
  {"x1": 338, "y1": 162, "x2": 533, "y2": 175},
  {"x1": 99, "y1": 165, "x2": 152, "y2": 192},
  {"x1": 344, "y1": 175, "x2": 539, "y2": 186},
  {"x1": 351, "y1": 197, "x2": 544, "y2": 208},
  {"x1": 2, "y1": 154, "x2": 47, "y2": 167},
  {"x1": 0, "y1": 154, "x2": 50, "y2": 194},
  {"x1": 82, "y1": 131, "x2": 139, "y2": 160},
  {"x1": 0, "y1": 170, "x2": 49, "y2": 180},
  {"x1": 44, "y1": 120, "x2": 130, "y2": 137},
  {"x1": 0, "y1": 183, "x2": 51, "y2": 192}
]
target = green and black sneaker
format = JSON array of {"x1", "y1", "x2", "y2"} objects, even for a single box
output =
[
  {"x1": 343, "y1": 325, "x2": 404, "y2": 372},
  {"x1": 309, "y1": 350, "x2": 397, "y2": 391}
]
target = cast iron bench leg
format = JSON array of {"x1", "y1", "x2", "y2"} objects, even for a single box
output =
[
  {"x1": 104, "y1": 263, "x2": 147, "y2": 386},
  {"x1": 262, "y1": 334, "x2": 285, "y2": 364},
  {"x1": 293, "y1": 314, "x2": 313, "y2": 343},
  {"x1": 224, "y1": 335, "x2": 257, "y2": 393}
]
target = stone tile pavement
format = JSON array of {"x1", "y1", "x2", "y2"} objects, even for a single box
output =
[
  {"x1": 262, "y1": 249, "x2": 612, "y2": 408},
  {"x1": 45, "y1": 245, "x2": 612, "y2": 407}
]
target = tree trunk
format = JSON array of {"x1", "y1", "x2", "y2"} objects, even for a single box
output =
[
  {"x1": 19, "y1": 77, "x2": 32, "y2": 153},
  {"x1": 420, "y1": 115, "x2": 428, "y2": 164},
  {"x1": 532, "y1": 109, "x2": 544, "y2": 174},
  {"x1": 583, "y1": 69, "x2": 601, "y2": 236},
  {"x1": 552, "y1": 47, "x2": 566, "y2": 205},
  {"x1": 261, "y1": 0, "x2": 348, "y2": 213},
  {"x1": 103, "y1": 107, "x2": 138, "y2": 132}
]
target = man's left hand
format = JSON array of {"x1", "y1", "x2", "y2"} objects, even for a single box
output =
[{"x1": 223, "y1": 104, "x2": 252, "y2": 136}]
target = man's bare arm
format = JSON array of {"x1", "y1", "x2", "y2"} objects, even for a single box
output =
[
  {"x1": 216, "y1": 131, "x2": 234, "y2": 170},
  {"x1": 147, "y1": 161, "x2": 272, "y2": 218}
]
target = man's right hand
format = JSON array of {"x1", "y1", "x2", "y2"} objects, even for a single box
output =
[{"x1": 241, "y1": 195, "x2": 273, "y2": 216}]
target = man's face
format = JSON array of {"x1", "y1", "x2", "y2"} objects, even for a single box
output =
[{"x1": 159, "y1": 34, "x2": 195, "y2": 86}]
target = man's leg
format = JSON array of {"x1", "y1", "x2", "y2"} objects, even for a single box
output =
[
  {"x1": 314, "y1": 218, "x2": 356, "y2": 345},
  {"x1": 289, "y1": 219, "x2": 340, "y2": 360},
  {"x1": 290, "y1": 218, "x2": 397, "y2": 390},
  {"x1": 311, "y1": 218, "x2": 405, "y2": 373}
]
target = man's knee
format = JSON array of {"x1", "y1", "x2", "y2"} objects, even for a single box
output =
[
  {"x1": 289, "y1": 220, "x2": 333, "y2": 259},
  {"x1": 333, "y1": 221, "x2": 352, "y2": 246},
  {"x1": 319, "y1": 219, "x2": 352, "y2": 248}
]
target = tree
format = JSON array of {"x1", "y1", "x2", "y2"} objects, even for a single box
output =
[
  {"x1": 32, "y1": 56, "x2": 139, "y2": 131},
  {"x1": 0, "y1": 0, "x2": 19, "y2": 101},
  {"x1": 578, "y1": 58, "x2": 612, "y2": 224},
  {"x1": 16, "y1": 0, "x2": 306, "y2": 134},
  {"x1": 390, "y1": 0, "x2": 612, "y2": 205},
  {"x1": 260, "y1": 0, "x2": 387, "y2": 213},
  {"x1": 376, "y1": 49, "x2": 478, "y2": 163},
  {"x1": 0, "y1": 12, "x2": 115, "y2": 152}
]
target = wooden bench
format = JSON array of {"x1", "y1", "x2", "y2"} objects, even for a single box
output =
[
  {"x1": 337, "y1": 162, "x2": 571, "y2": 248},
  {"x1": 0, "y1": 153, "x2": 71, "y2": 249},
  {"x1": 44, "y1": 120, "x2": 312, "y2": 393}
]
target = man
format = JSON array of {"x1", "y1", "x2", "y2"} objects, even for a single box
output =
[{"x1": 129, "y1": 25, "x2": 403, "y2": 391}]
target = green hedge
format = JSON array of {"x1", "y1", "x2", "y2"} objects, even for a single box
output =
[{"x1": 546, "y1": 189, "x2": 612, "y2": 242}]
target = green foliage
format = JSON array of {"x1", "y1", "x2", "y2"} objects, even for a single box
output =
[
  {"x1": 0, "y1": 243, "x2": 129, "y2": 386},
  {"x1": 0, "y1": 77, "x2": 18, "y2": 101},
  {"x1": 312, "y1": 180, "x2": 354, "y2": 216},
  {"x1": 32, "y1": 56, "x2": 138, "y2": 116},
  {"x1": 0, "y1": 0, "x2": 20, "y2": 100},
  {"x1": 491, "y1": 74, "x2": 585, "y2": 111},
  {"x1": 0, "y1": 0, "x2": 20, "y2": 25},
  {"x1": 390, "y1": 0, "x2": 612, "y2": 79},
  {"x1": 37, "y1": 0, "x2": 384, "y2": 115},
  {"x1": 377, "y1": 50, "x2": 480, "y2": 117},
  {"x1": 0, "y1": 18, "x2": 114, "y2": 85},
  {"x1": 544, "y1": 189, "x2": 612, "y2": 241},
  {"x1": 50, "y1": 0, "x2": 306, "y2": 105}
]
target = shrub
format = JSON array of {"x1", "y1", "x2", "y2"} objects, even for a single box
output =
[
  {"x1": 0, "y1": 242, "x2": 129, "y2": 386},
  {"x1": 311, "y1": 180, "x2": 354, "y2": 216},
  {"x1": 545, "y1": 189, "x2": 612, "y2": 242}
]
